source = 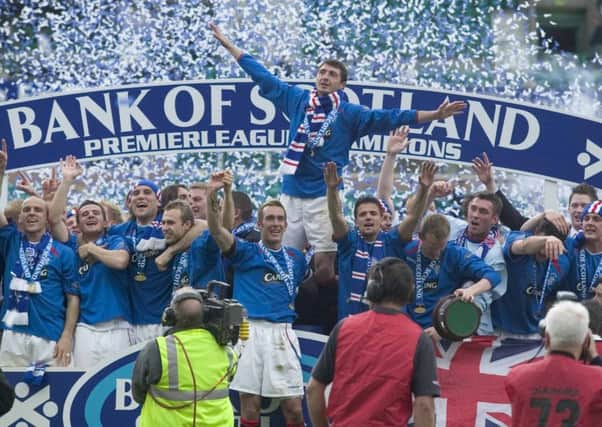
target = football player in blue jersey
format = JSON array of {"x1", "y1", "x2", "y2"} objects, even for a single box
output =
[
  {"x1": 0, "y1": 140, "x2": 80, "y2": 367},
  {"x1": 206, "y1": 171, "x2": 308, "y2": 427},
  {"x1": 48, "y1": 156, "x2": 134, "y2": 368}
]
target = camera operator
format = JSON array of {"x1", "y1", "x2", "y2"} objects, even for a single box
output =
[
  {"x1": 505, "y1": 301, "x2": 602, "y2": 426},
  {"x1": 132, "y1": 287, "x2": 237, "y2": 427}
]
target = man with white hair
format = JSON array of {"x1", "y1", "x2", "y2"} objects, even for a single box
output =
[{"x1": 505, "y1": 301, "x2": 602, "y2": 426}]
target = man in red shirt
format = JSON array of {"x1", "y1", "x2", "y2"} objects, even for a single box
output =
[
  {"x1": 307, "y1": 257, "x2": 439, "y2": 427},
  {"x1": 505, "y1": 301, "x2": 602, "y2": 426}
]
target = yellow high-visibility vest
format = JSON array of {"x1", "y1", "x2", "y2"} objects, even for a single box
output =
[{"x1": 140, "y1": 328, "x2": 237, "y2": 427}]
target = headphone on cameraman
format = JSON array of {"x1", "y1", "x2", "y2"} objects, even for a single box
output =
[
  {"x1": 366, "y1": 262, "x2": 386, "y2": 303},
  {"x1": 366, "y1": 258, "x2": 415, "y2": 304},
  {"x1": 161, "y1": 289, "x2": 205, "y2": 327}
]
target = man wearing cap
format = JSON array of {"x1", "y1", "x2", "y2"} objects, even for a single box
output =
[
  {"x1": 109, "y1": 178, "x2": 205, "y2": 343},
  {"x1": 0, "y1": 141, "x2": 80, "y2": 367},
  {"x1": 565, "y1": 201, "x2": 602, "y2": 301},
  {"x1": 48, "y1": 156, "x2": 133, "y2": 368}
]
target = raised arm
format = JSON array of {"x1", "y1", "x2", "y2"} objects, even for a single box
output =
[
  {"x1": 324, "y1": 162, "x2": 348, "y2": 240},
  {"x1": 207, "y1": 172, "x2": 235, "y2": 252},
  {"x1": 520, "y1": 211, "x2": 570, "y2": 238},
  {"x1": 405, "y1": 179, "x2": 453, "y2": 219},
  {"x1": 510, "y1": 235, "x2": 566, "y2": 260},
  {"x1": 376, "y1": 127, "x2": 410, "y2": 213},
  {"x1": 397, "y1": 161, "x2": 437, "y2": 241},
  {"x1": 472, "y1": 152, "x2": 531, "y2": 230},
  {"x1": 416, "y1": 100, "x2": 466, "y2": 124},
  {"x1": 221, "y1": 170, "x2": 235, "y2": 231},
  {"x1": 15, "y1": 171, "x2": 40, "y2": 198},
  {"x1": 0, "y1": 140, "x2": 8, "y2": 228},
  {"x1": 41, "y1": 166, "x2": 60, "y2": 203},
  {"x1": 209, "y1": 23, "x2": 243, "y2": 60},
  {"x1": 49, "y1": 156, "x2": 83, "y2": 243}
]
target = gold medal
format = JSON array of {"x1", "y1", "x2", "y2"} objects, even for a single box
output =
[
  {"x1": 27, "y1": 282, "x2": 37, "y2": 293},
  {"x1": 414, "y1": 305, "x2": 427, "y2": 314},
  {"x1": 134, "y1": 272, "x2": 146, "y2": 282}
]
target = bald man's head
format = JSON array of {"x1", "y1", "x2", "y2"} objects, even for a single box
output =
[{"x1": 172, "y1": 287, "x2": 204, "y2": 328}]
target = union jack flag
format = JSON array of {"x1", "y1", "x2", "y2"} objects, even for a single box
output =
[{"x1": 426, "y1": 336, "x2": 602, "y2": 427}]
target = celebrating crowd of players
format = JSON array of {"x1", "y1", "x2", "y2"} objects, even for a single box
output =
[{"x1": 0, "y1": 23, "x2": 601, "y2": 426}]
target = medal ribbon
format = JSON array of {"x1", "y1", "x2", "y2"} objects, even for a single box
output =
[
  {"x1": 578, "y1": 249, "x2": 602, "y2": 299},
  {"x1": 415, "y1": 246, "x2": 439, "y2": 309},
  {"x1": 533, "y1": 260, "x2": 554, "y2": 314},
  {"x1": 303, "y1": 107, "x2": 338, "y2": 153},
  {"x1": 258, "y1": 242, "x2": 295, "y2": 301},
  {"x1": 19, "y1": 234, "x2": 53, "y2": 282},
  {"x1": 130, "y1": 226, "x2": 147, "y2": 275},
  {"x1": 172, "y1": 252, "x2": 189, "y2": 290}
]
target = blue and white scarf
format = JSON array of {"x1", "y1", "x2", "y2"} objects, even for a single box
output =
[
  {"x1": 279, "y1": 89, "x2": 347, "y2": 175},
  {"x1": 129, "y1": 217, "x2": 165, "y2": 274},
  {"x1": 3, "y1": 233, "x2": 53, "y2": 327},
  {"x1": 455, "y1": 226, "x2": 499, "y2": 260},
  {"x1": 348, "y1": 231, "x2": 386, "y2": 312},
  {"x1": 233, "y1": 217, "x2": 258, "y2": 239}
]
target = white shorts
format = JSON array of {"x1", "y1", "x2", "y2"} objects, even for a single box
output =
[
  {"x1": 0, "y1": 330, "x2": 59, "y2": 367},
  {"x1": 280, "y1": 194, "x2": 337, "y2": 252},
  {"x1": 231, "y1": 320, "x2": 304, "y2": 398},
  {"x1": 129, "y1": 324, "x2": 167, "y2": 345},
  {"x1": 73, "y1": 319, "x2": 132, "y2": 369}
]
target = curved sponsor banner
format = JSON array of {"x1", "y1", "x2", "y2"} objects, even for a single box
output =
[
  {"x1": 2, "y1": 329, "x2": 328, "y2": 427},
  {"x1": 0, "y1": 80, "x2": 600, "y2": 187},
  {"x1": 3, "y1": 333, "x2": 601, "y2": 426}
]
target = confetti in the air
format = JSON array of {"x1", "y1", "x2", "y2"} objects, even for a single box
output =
[{"x1": 0, "y1": 0, "x2": 600, "y2": 219}]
